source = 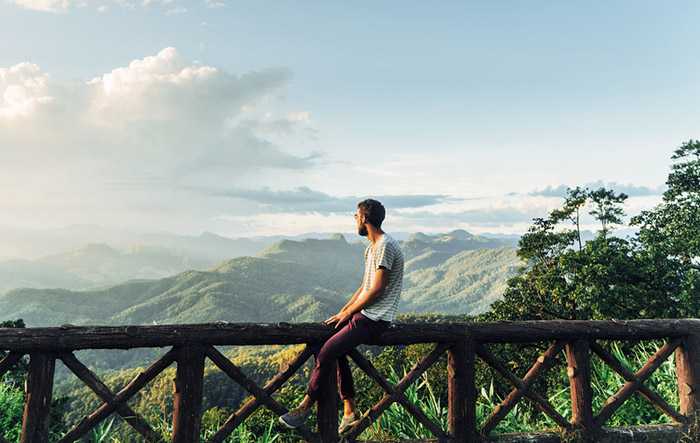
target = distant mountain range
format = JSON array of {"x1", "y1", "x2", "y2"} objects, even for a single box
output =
[
  {"x1": 0, "y1": 230, "x2": 349, "y2": 294},
  {"x1": 0, "y1": 229, "x2": 520, "y2": 327}
]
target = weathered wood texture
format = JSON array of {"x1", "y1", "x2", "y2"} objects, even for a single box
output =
[
  {"x1": 480, "y1": 341, "x2": 565, "y2": 435},
  {"x1": 676, "y1": 333, "x2": 700, "y2": 418},
  {"x1": 0, "y1": 319, "x2": 697, "y2": 350},
  {"x1": 564, "y1": 340, "x2": 594, "y2": 437},
  {"x1": 58, "y1": 349, "x2": 176, "y2": 442},
  {"x1": 21, "y1": 352, "x2": 55, "y2": 443},
  {"x1": 590, "y1": 341, "x2": 685, "y2": 423},
  {"x1": 172, "y1": 345, "x2": 206, "y2": 443},
  {"x1": 349, "y1": 347, "x2": 448, "y2": 440},
  {"x1": 594, "y1": 338, "x2": 681, "y2": 428},
  {"x1": 207, "y1": 345, "x2": 316, "y2": 443},
  {"x1": 352, "y1": 424, "x2": 682, "y2": 442},
  {"x1": 205, "y1": 345, "x2": 318, "y2": 442},
  {"x1": 476, "y1": 343, "x2": 570, "y2": 431},
  {"x1": 0, "y1": 320, "x2": 696, "y2": 443},
  {"x1": 448, "y1": 338, "x2": 476, "y2": 442},
  {"x1": 60, "y1": 352, "x2": 162, "y2": 442},
  {"x1": 344, "y1": 343, "x2": 450, "y2": 441},
  {"x1": 317, "y1": 358, "x2": 338, "y2": 443}
]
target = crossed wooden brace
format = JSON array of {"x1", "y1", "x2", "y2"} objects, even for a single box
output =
[
  {"x1": 56, "y1": 345, "x2": 319, "y2": 443},
  {"x1": 476, "y1": 341, "x2": 572, "y2": 435},
  {"x1": 57, "y1": 348, "x2": 177, "y2": 442},
  {"x1": 205, "y1": 344, "x2": 319, "y2": 443},
  {"x1": 591, "y1": 337, "x2": 683, "y2": 428},
  {"x1": 476, "y1": 338, "x2": 684, "y2": 435},
  {"x1": 341, "y1": 342, "x2": 451, "y2": 442}
]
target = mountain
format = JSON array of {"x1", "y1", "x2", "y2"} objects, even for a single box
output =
[
  {"x1": 402, "y1": 229, "x2": 514, "y2": 272},
  {"x1": 402, "y1": 247, "x2": 519, "y2": 314},
  {"x1": 0, "y1": 231, "x2": 520, "y2": 327},
  {"x1": 0, "y1": 225, "x2": 275, "y2": 262},
  {"x1": 37, "y1": 243, "x2": 214, "y2": 286},
  {"x1": 0, "y1": 259, "x2": 91, "y2": 294}
]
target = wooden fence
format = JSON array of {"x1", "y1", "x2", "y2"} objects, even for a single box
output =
[{"x1": 0, "y1": 319, "x2": 698, "y2": 442}]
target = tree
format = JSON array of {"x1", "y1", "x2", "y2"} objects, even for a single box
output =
[
  {"x1": 486, "y1": 180, "x2": 686, "y2": 321},
  {"x1": 631, "y1": 139, "x2": 700, "y2": 316}
]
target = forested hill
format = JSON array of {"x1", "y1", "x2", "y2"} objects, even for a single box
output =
[{"x1": 0, "y1": 230, "x2": 520, "y2": 327}]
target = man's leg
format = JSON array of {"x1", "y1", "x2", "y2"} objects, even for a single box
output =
[
  {"x1": 306, "y1": 313, "x2": 372, "y2": 402},
  {"x1": 337, "y1": 354, "x2": 358, "y2": 417},
  {"x1": 280, "y1": 313, "x2": 385, "y2": 428}
]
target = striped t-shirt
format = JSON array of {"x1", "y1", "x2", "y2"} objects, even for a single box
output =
[{"x1": 360, "y1": 233, "x2": 404, "y2": 322}]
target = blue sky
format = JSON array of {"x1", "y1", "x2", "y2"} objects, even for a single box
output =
[{"x1": 1, "y1": 1, "x2": 698, "y2": 237}]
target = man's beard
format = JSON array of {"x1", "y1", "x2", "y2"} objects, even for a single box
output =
[{"x1": 358, "y1": 225, "x2": 368, "y2": 236}]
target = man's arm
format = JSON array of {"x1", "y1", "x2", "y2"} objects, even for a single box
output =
[
  {"x1": 340, "y1": 285, "x2": 363, "y2": 314},
  {"x1": 323, "y1": 284, "x2": 363, "y2": 326},
  {"x1": 340, "y1": 267, "x2": 389, "y2": 316},
  {"x1": 323, "y1": 270, "x2": 389, "y2": 328}
]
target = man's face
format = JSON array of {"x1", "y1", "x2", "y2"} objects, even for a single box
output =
[{"x1": 354, "y1": 208, "x2": 368, "y2": 237}]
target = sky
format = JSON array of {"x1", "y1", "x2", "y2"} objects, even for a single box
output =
[{"x1": 1, "y1": 0, "x2": 698, "y2": 238}]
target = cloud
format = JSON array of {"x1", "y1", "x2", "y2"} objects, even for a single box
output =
[
  {"x1": 195, "y1": 186, "x2": 454, "y2": 213},
  {"x1": 0, "y1": 47, "x2": 320, "y2": 232},
  {"x1": 396, "y1": 207, "x2": 545, "y2": 227},
  {"x1": 11, "y1": 0, "x2": 71, "y2": 12},
  {"x1": 1, "y1": 47, "x2": 316, "y2": 180},
  {"x1": 524, "y1": 181, "x2": 665, "y2": 198},
  {"x1": 11, "y1": 0, "x2": 210, "y2": 13},
  {"x1": 0, "y1": 62, "x2": 54, "y2": 118}
]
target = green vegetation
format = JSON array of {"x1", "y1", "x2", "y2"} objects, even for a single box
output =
[
  {"x1": 0, "y1": 229, "x2": 517, "y2": 331},
  {"x1": 1, "y1": 140, "x2": 699, "y2": 440}
]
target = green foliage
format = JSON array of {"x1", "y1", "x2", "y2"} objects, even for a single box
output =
[
  {"x1": 632, "y1": 139, "x2": 700, "y2": 316},
  {"x1": 0, "y1": 381, "x2": 24, "y2": 442},
  {"x1": 487, "y1": 175, "x2": 693, "y2": 321}
]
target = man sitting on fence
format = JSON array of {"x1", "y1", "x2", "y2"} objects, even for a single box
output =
[{"x1": 279, "y1": 198, "x2": 405, "y2": 435}]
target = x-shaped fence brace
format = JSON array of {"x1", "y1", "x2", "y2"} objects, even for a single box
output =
[
  {"x1": 476, "y1": 341, "x2": 571, "y2": 435},
  {"x1": 341, "y1": 342, "x2": 452, "y2": 442},
  {"x1": 58, "y1": 348, "x2": 177, "y2": 442},
  {"x1": 474, "y1": 338, "x2": 685, "y2": 437},
  {"x1": 204, "y1": 344, "x2": 318, "y2": 443},
  {"x1": 52, "y1": 345, "x2": 319, "y2": 443},
  {"x1": 0, "y1": 335, "x2": 688, "y2": 443},
  {"x1": 591, "y1": 337, "x2": 683, "y2": 428}
]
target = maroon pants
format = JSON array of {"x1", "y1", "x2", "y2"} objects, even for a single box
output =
[{"x1": 306, "y1": 311, "x2": 390, "y2": 401}]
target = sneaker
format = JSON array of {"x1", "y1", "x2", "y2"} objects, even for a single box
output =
[
  {"x1": 338, "y1": 412, "x2": 360, "y2": 434},
  {"x1": 278, "y1": 406, "x2": 312, "y2": 429}
]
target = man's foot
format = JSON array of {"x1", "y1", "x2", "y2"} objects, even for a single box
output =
[
  {"x1": 278, "y1": 406, "x2": 312, "y2": 429},
  {"x1": 338, "y1": 411, "x2": 361, "y2": 434}
]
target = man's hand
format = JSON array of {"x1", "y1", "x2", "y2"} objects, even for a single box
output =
[
  {"x1": 323, "y1": 312, "x2": 343, "y2": 326},
  {"x1": 324, "y1": 311, "x2": 353, "y2": 329}
]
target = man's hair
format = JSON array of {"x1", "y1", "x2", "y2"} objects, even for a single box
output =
[{"x1": 357, "y1": 199, "x2": 385, "y2": 229}]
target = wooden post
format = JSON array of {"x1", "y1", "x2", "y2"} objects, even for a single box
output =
[
  {"x1": 317, "y1": 359, "x2": 338, "y2": 443},
  {"x1": 676, "y1": 333, "x2": 700, "y2": 419},
  {"x1": 565, "y1": 340, "x2": 594, "y2": 434},
  {"x1": 448, "y1": 338, "x2": 476, "y2": 442},
  {"x1": 21, "y1": 352, "x2": 55, "y2": 443},
  {"x1": 172, "y1": 345, "x2": 205, "y2": 443}
]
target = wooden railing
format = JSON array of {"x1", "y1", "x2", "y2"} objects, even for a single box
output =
[{"x1": 0, "y1": 319, "x2": 698, "y2": 442}]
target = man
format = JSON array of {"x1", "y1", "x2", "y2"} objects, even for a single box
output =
[{"x1": 279, "y1": 198, "x2": 405, "y2": 435}]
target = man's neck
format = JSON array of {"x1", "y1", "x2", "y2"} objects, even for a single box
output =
[{"x1": 367, "y1": 228, "x2": 385, "y2": 245}]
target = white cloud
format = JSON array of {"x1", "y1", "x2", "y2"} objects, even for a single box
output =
[
  {"x1": 0, "y1": 47, "x2": 319, "y2": 232},
  {"x1": 0, "y1": 63, "x2": 54, "y2": 118},
  {"x1": 10, "y1": 0, "x2": 209, "y2": 12},
  {"x1": 11, "y1": 0, "x2": 72, "y2": 12}
]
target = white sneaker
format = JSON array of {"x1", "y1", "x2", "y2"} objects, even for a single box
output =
[{"x1": 278, "y1": 406, "x2": 312, "y2": 429}]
